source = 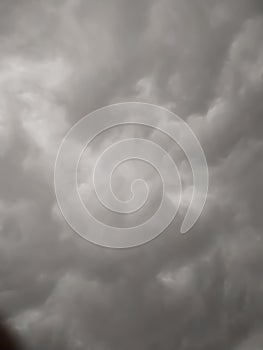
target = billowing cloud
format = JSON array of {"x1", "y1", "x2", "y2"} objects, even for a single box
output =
[{"x1": 0, "y1": 0, "x2": 263, "y2": 349}]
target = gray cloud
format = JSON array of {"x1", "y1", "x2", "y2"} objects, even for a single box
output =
[{"x1": 0, "y1": 0, "x2": 263, "y2": 349}]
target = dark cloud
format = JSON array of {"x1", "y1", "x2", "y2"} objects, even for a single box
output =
[{"x1": 0, "y1": 0, "x2": 263, "y2": 349}]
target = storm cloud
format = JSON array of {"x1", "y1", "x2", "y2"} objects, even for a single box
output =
[{"x1": 0, "y1": 0, "x2": 263, "y2": 349}]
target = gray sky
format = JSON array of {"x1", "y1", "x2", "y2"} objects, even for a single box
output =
[{"x1": 0, "y1": 0, "x2": 263, "y2": 349}]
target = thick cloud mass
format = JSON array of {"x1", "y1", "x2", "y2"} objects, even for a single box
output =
[{"x1": 0, "y1": 0, "x2": 263, "y2": 349}]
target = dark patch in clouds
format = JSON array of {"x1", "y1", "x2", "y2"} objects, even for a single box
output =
[{"x1": 0, "y1": 0, "x2": 263, "y2": 349}]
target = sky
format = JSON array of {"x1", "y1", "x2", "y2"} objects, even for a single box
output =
[{"x1": 0, "y1": 0, "x2": 263, "y2": 349}]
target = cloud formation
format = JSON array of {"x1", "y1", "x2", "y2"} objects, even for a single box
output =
[{"x1": 0, "y1": 0, "x2": 263, "y2": 349}]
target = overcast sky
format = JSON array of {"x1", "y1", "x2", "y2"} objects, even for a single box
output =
[{"x1": 0, "y1": 0, "x2": 263, "y2": 349}]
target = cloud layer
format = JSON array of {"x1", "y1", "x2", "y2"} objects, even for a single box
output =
[{"x1": 0, "y1": 0, "x2": 263, "y2": 349}]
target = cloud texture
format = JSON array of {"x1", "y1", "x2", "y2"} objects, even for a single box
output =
[{"x1": 0, "y1": 0, "x2": 263, "y2": 349}]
